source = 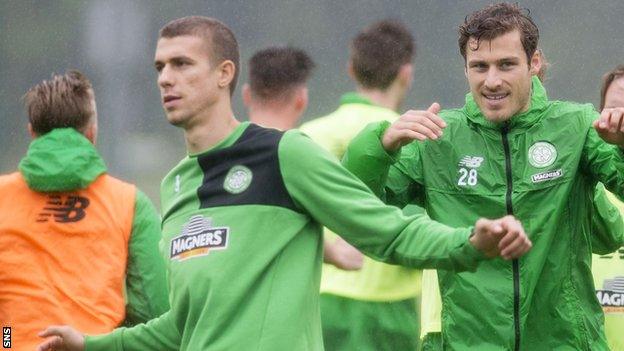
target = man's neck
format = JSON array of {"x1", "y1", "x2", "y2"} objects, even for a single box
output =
[
  {"x1": 248, "y1": 105, "x2": 299, "y2": 131},
  {"x1": 183, "y1": 97, "x2": 239, "y2": 154},
  {"x1": 356, "y1": 84, "x2": 405, "y2": 112}
]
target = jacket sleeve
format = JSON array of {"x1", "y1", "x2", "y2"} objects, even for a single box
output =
[
  {"x1": 342, "y1": 120, "x2": 425, "y2": 208},
  {"x1": 123, "y1": 190, "x2": 170, "y2": 326},
  {"x1": 85, "y1": 310, "x2": 180, "y2": 351},
  {"x1": 581, "y1": 106, "x2": 624, "y2": 197},
  {"x1": 591, "y1": 183, "x2": 624, "y2": 254},
  {"x1": 279, "y1": 130, "x2": 485, "y2": 271}
]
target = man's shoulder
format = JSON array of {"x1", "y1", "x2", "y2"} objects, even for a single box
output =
[
  {"x1": 545, "y1": 100, "x2": 596, "y2": 118},
  {"x1": 301, "y1": 105, "x2": 396, "y2": 147},
  {"x1": 438, "y1": 108, "x2": 469, "y2": 125},
  {"x1": 300, "y1": 109, "x2": 344, "y2": 134},
  {"x1": 278, "y1": 129, "x2": 328, "y2": 161},
  {"x1": 89, "y1": 175, "x2": 137, "y2": 205},
  {"x1": 0, "y1": 172, "x2": 22, "y2": 188},
  {"x1": 94, "y1": 173, "x2": 136, "y2": 190},
  {"x1": 439, "y1": 107, "x2": 466, "y2": 116},
  {"x1": 303, "y1": 104, "x2": 397, "y2": 130}
]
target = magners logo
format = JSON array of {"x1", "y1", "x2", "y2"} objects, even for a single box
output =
[
  {"x1": 37, "y1": 195, "x2": 90, "y2": 223},
  {"x1": 531, "y1": 169, "x2": 563, "y2": 183},
  {"x1": 170, "y1": 215, "x2": 229, "y2": 261},
  {"x1": 596, "y1": 276, "x2": 624, "y2": 313}
]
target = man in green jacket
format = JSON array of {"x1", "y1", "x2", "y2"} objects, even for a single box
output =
[
  {"x1": 342, "y1": 3, "x2": 624, "y2": 350},
  {"x1": 36, "y1": 16, "x2": 531, "y2": 351}
]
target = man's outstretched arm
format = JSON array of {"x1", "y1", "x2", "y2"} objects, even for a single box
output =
[
  {"x1": 280, "y1": 130, "x2": 531, "y2": 271},
  {"x1": 37, "y1": 310, "x2": 180, "y2": 351}
]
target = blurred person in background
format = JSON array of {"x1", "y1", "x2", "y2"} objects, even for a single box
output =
[
  {"x1": 0, "y1": 70, "x2": 169, "y2": 351},
  {"x1": 301, "y1": 19, "x2": 423, "y2": 351},
  {"x1": 243, "y1": 45, "x2": 314, "y2": 130},
  {"x1": 593, "y1": 64, "x2": 624, "y2": 351},
  {"x1": 242, "y1": 46, "x2": 360, "y2": 271},
  {"x1": 37, "y1": 16, "x2": 531, "y2": 351}
]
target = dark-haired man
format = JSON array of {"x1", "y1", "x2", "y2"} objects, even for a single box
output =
[
  {"x1": 0, "y1": 71, "x2": 169, "y2": 351},
  {"x1": 37, "y1": 16, "x2": 531, "y2": 351},
  {"x1": 420, "y1": 49, "x2": 552, "y2": 351},
  {"x1": 301, "y1": 19, "x2": 422, "y2": 351},
  {"x1": 243, "y1": 46, "x2": 314, "y2": 130},
  {"x1": 344, "y1": 3, "x2": 624, "y2": 350}
]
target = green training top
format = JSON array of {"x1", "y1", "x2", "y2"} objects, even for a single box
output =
[{"x1": 86, "y1": 122, "x2": 484, "y2": 351}]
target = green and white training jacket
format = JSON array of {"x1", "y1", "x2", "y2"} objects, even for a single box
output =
[{"x1": 85, "y1": 122, "x2": 486, "y2": 351}]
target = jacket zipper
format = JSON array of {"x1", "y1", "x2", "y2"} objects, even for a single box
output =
[{"x1": 501, "y1": 123, "x2": 521, "y2": 351}]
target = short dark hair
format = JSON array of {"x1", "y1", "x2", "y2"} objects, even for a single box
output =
[
  {"x1": 459, "y1": 3, "x2": 539, "y2": 63},
  {"x1": 23, "y1": 70, "x2": 95, "y2": 135},
  {"x1": 600, "y1": 65, "x2": 624, "y2": 110},
  {"x1": 248, "y1": 46, "x2": 315, "y2": 100},
  {"x1": 159, "y1": 16, "x2": 240, "y2": 96},
  {"x1": 350, "y1": 19, "x2": 415, "y2": 90}
]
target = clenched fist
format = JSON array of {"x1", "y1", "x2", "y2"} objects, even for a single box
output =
[
  {"x1": 470, "y1": 215, "x2": 532, "y2": 260},
  {"x1": 594, "y1": 107, "x2": 624, "y2": 146}
]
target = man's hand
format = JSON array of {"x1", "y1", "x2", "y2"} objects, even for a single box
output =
[
  {"x1": 470, "y1": 215, "x2": 532, "y2": 260},
  {"x1": 37, "y1": 326, "x2": 85, "y2": 351},
  {"x1": 323, "y1": 237, "x2": 364, "y2": 271},
  {"x1": 593, "y1": 107, "x2": 624, "y2": 146},
  {"x1": 381, "y1": 103, "x2": 446, "y2": 152}
]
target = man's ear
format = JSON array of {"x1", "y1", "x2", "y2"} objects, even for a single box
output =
[
  {"x1": 84, "y1": 121, "x2": 98, "y2": 145},
  {"x1": 397, "y1": 63, "x2": 414, "y2": 88},
  {"x1": 217, "y1": 60, "x2": 236, "y2": 91},
  {"x1": 529, "y1": 50, "x2": 542, "y2": 76},
  {"x1": 347, "y1": 61, "x2": 355, "y2": 81},
  {"x1": 242, "y1": 83, "x2": 252, "y2": 107},
  {"x1": 294, "y1": 86, "x2": 309, "y2": 113},
  {"x1": 27, "y1": 123, "x2": 37, "y2": 138}
]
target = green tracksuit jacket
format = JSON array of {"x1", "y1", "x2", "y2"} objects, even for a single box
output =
[
  {"x1": 343, "y1": 77, "x2": 624, "y2": 350},
  {"x1": 86, "y1": 122, "x2": 487, "y2": 351}
]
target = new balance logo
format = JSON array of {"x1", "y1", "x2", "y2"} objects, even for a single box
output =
[
  {"x1": 458, "y1": 156, "x2": 484, "y2": 169},
  {"x1": 37, "y1": 195, "x2": 90, "y2": 223}
]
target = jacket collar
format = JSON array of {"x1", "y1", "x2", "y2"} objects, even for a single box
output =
[
  {"x1": 339, "y1": 92, "x2": 374, "y2": 106},
  {"x1": 463, "y1": 76, "x2": 549, "y2": 131}
]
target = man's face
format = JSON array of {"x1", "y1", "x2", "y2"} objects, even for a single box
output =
[
  {"x1": 604, "y1": 76, "x2": 624, "y2": 109},
  {"x1": 465, "y1": 30, "x2": 539, "y2": 123},
  {"x1": 154, "y1": 35, "x2": 220, "y2": 128}
]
